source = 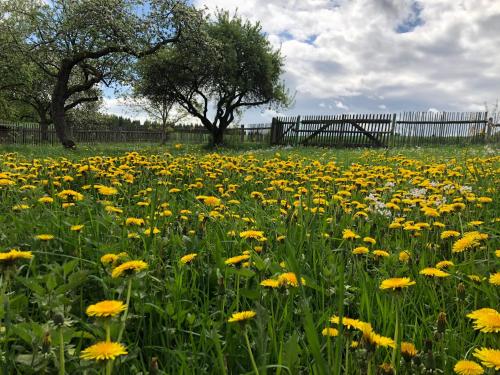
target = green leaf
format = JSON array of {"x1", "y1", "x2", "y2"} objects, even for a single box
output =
[
  {"x1": 239, "y1": 288, "x2": 260, "y2": 300},
  {"x1": 46, "y1": 273, "x2": 57, "y2": 291},
  {"x1": 63, "y1": 259, "x2": 79, "y2": 276},
  {"x1": 16, "y1": 277, "x2": 46, "y2": 296},
  {"x1": 55, "y1": 271, "x2": 88, "y2": 294},
  {"x1": 228, "y1": 268, "x2": 255, "y2": 278}
]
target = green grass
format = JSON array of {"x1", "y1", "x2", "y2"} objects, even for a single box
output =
[{"x1": 0, "y1": 145, "x2": 498, "y2": 374}]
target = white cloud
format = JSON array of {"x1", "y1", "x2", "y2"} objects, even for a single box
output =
[
  {"x1": 195, "y1": 0, "x2": 500, "y2": 119},
  {"x1": 335, "y1": 100, "x2": 349, "y2": 111},
  {"x1": 101, "y1": 97, "x2": 149, "y2": 124}
]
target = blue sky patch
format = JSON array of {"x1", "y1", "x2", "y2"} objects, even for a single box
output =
[{"x1": 396, "y1": 2, "x2": 423, "y2": 33}]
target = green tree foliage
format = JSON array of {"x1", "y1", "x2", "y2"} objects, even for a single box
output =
[
  {"x1": 136, "y1": 11, "x2": 291, "y2": 145},
  {"x1": 0, "y1": 0, "x2": 199, "y2": 147}
]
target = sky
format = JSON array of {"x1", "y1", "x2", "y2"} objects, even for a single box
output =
[{"x1": 103, "y1": 0, "x2": 500, "y2": 125}]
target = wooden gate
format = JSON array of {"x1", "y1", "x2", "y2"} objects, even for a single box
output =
[{"x1": 270, "y1": 114, "x2": 394, "y2": 147}]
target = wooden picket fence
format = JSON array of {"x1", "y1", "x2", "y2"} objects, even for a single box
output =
[
  {"x1": 1, "y1": 112, "x2": 498, "y2": 148},
  {"x1": 0, "y1": 122, "x2": 272, "y2": 145},
  {"x1": 270, "y1": 112, "x2": 499, "y2": 147}
]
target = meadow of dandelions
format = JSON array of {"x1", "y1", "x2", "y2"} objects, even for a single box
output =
[{"x1": 0, "y1": 146, "x2": 498, "y2": 374}]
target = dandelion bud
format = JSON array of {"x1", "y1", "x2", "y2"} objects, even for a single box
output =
[
  {"x1": 149, "y1": 356, "x2": 159, "y2": 375},
  {"x1": 377, "y1": 363, "x2": 394, "y2": 374},
  {"x1": 437, "y1": 312, "x2": 447, "y2": 334},
  {"x1": 413, "y1": 354, "x2": 421, "y2": 367},
  {"x1": 424, "y1": 352, "x2": 436, "y2": 371},
  {"x1": 53, "y1": 313, "x2": 64, "y2": 327},
  {"x1": 42, "y1": 331, "x2": 51, "y2": 354},
  {"x1": 457, "y1": 283, "x2": 466, "y2": 300},
  {"x1": 424, "y1": 339, "x2": 433, "y2": 353}
]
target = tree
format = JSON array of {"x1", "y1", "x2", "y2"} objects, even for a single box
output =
[
  {"x1": 0, "y1": 24, "x2": 103, "y2": 140},
  {"x1": 136, "y1": 11, "x2": 291, "y2": 145},
  {"x1": 0, "y1": 0, "x2": 199, "y2": 147},
  {"x1": 129, "y1": 78, "x2": 189, "y2": 143}
]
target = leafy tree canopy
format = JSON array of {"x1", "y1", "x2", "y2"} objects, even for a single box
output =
[
  {"x1": 0, "y1": 0, "x2": 200, "y2": 146},
  {"x1": 136, "y1": 11, "x2": 291, "y2": 145}
]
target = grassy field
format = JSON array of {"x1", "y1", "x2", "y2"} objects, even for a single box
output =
[{"x1": 0, "y1": 144, "x2": 498, "y2": 374}]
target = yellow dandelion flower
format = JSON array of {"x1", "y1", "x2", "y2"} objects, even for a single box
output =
[
  {"x1": 489, "y1": 272, "x2": 500, "y2": 286},
  {"x1": 224, "y1": 254, "x2": 250, "y2": 265},
  {"x1": 401, "y1": 342, "x2": 417, "y2": 358},
  {"x1": 441, "y1": 230, "x2": 461, "y2": 239},
  {"x1": 125, "y1": 218, "x2": 145, "y2": 226},
  {"x1": 38, "y1": 196, "x2": 54, "y2": 204},
  {"x1": 277, "y1": 272, "x2": 305, "y2": 287},
  {"x1": 321, "y1": 328, "x2": 339, "y2": 337},
  {"x1": 35, "y1": 234, "x2": 54, "y2": 241},
  {"x1": 239, "y1": 230, "x2": 265, "y2": 239},
  {"x1": 435, "y1": 260, "x2": 454, "y2": 269},
  {"x1": 101, "y1": 253, "x2": 123, "y2": 265},
  {"x1": 473, "y1": 348, "x2": 500, "y2": 370},
  {"x1": 201, "y1": 196, "x2": 221, "y2": 206},
  {"x1": 96, "y1": 186, "x2": 118, "y2": 196},
  {"x1": 260, "y1": 279, "x2": 280, "y2": 288},
  {"x1": 477, "y1": 197, "x2": 492, "y2": 203},
  {"x1": 80, "y1": 341, "x2": 127, "y2": 361},
  {"x1": 111, "y1": 260, "x2": 148, "y2": 278},
  {"x1": 419, "y1": 267, "x2": 450, "y2": 278},
  {"x1": 399, "y1": 251, "x2": 411, "y2": 263},
  {"x1": 86, "y1": 300, "x2": 126, "y2": 318},
  {"x1": 362, "y1": 331, "x2": 395, "y2": 348},
  {"x1": 228, "y1": 310, "x2": 256, "y2": 323},
  {"x1": 57, "y1": 189, "x2": 84, "y2": 201},
  {"x1": 453, "y1": 360, "x2": 484, "y2": 375},
  {"x1": 143, "y1": 227, "x2": 160, "y2": 236},
  {"x1": 0, "y1": 249, "x2": 33, "y2": 264},
  {"x1": 342, "y1": 229, "x2": 360, "y2": 240},
  {"x1": 70, "y1": 225, "x2": 84, "y2": 232},
  {"x1": 452, "y1": 232, "x2": 488, "y2": 253},
  {"x1": 468, "y1": 274, "x2": 485, "y2": 283},
  {"x1": 0, "y1": 179, "x2": 15, "y2": 186},
  {"x1": 373, "y1": 250, "x2": 390, "y2": 258},
  {"x1": 363, "y1": 236, "x2": 376, "y2": 245},
  {"x1": 379, "y1": 278, "x2": 416, "y2": 291},
  {"x1": 467, "y1": 308, "x2": 500, "y2": 333},
  {"x1": 180, "y1": 253, "x2": 197, "y2": 265},
  {"x1": 352, "y1": 247, "x2": 369, "y2": 255}
]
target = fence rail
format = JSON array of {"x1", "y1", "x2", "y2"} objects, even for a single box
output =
[
  {"x1": 2, "y1": 112, "x2": 499, "y2": 148},
  {"x1": 271, "y1": 112, "x2": 499, "y2": 147},
  {"x1": 0, "y1": 122, "x2": 272, "y2": 145}
]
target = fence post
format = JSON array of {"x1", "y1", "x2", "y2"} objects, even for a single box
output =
[
  {"x1": 294, "y1": 115, "x2": 301, "y2": 146},
  {"x1": 389, "y1": 113, "x2": 397, "y2": 148},
  {"x1": 240, "y1": 125, "x2": 245, "y2": 143},
  {"x1": 483, "y1": 111, "x2": 489, "y2": 141}
]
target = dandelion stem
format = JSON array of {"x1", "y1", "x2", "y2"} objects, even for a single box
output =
[
  {"x1": 367, "y1": 356, "x2": 373, "y2": 375},
  {"x1": 117, "y1": 278, "x2": 133, "y2": 343},
  {"x1": 59, "y1": 326, "x2": 65, "y2": 375},
  {"x1": 1, "y1": 271, "x2": 12, "y2": 375},
  {"x1": 344, "y1": 337, "x2": 349, "y2": 374},
  {"x1": 105, "y1": 322, "x2": 111, "y2": 342},
  {"x1": 391, "y1": 300, "x2": 400, "y2": 373},
  {"x1": 243, "y1": 329, "x2": 259, "y2": 375}
]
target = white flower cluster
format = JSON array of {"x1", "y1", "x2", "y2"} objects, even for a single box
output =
[{"x1": 365, "y1": 193, "x2": 392, "y2": 218}]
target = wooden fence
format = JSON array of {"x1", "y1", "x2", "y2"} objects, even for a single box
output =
[
  {"x1": 271, "y1": 112, "x2": 499, "y2": 147},
  {"x1": 270, "y1": 114, "x2": 394, "y2": 147},
  {"x1": 2, "y1": 112, "x2": 498, "y2": 148},
  {"x1": 0, "y1": 122, "x2": 272, "y2": 146}
]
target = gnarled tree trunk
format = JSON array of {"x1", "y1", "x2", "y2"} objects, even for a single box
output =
[
  {"x1": 51, "y1": 64, "x2": 75, "y2": 148},
  {"x1": 39, "y1": 116, "x2": 49, "y2": 142},
  {"x1": 211, "y1": 128, "x2": 224, "y2": 146}
]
